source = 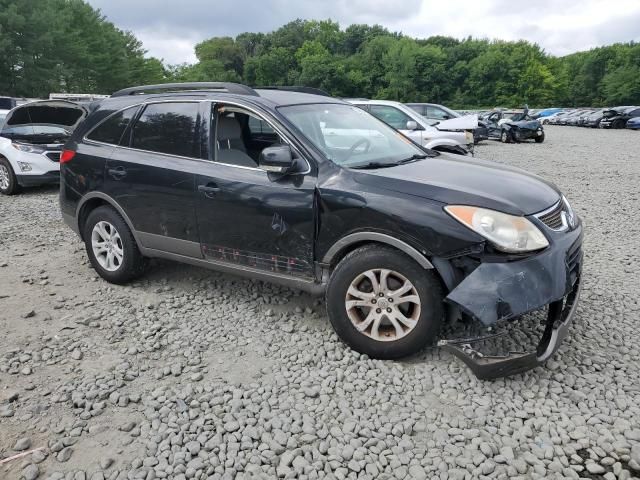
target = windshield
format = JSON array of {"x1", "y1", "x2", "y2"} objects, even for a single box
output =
[
  {"x1": 278, "y1": 103, "x2": 428, "y2": 168},
  {"x1": 0, "y1": 113, "x2": 6, "y2": 129}
]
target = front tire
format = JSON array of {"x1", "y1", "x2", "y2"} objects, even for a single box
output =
[
  {"x1": 83, "y1": 206, "x2": 146, "y2": 284},
  {"x1": 0, "y1": 158, "x2": 21, "y2": 195},
  {"x1": 500, "y1": 130, "x2": 511, "y2": 143},
  {"x1": 326, "y1": 245, "x2": 444, "y2": 359},
  {"x1": 535, "y1": 132, "x2": 545, "y2": 143}
]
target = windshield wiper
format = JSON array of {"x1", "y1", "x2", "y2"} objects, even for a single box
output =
[{"x1": 349, "y1": 154, "x2": 429, "y2": 170}]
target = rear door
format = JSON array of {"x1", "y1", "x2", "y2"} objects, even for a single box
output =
[{"x1": 103, "y1": 101, "x2": 205, "y2": 256}]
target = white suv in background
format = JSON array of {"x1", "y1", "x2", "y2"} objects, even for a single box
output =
[
  {"x1": 347, "y1": 99, "x2": 476, "y2": 155},
  {"x1": 0, "y1": 100, "x2": 86, "y2": 195}
]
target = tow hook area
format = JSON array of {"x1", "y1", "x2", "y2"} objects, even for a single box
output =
[{"x1": 439, "y1": 274, "x2": 581, "y2": 380}]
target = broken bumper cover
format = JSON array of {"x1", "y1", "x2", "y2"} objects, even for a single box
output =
[
  {"x1": 439, "y1": 274, "x2": 580, "y2": 379},
  {"x1": 439, "y1": 222, "x2": 583, "y2": 380}
]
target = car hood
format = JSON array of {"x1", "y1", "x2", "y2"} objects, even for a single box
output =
[
  {"x1": 1, "y1": 100, "x2": 87, "y2": 143},
  {"x1": 435, "y1": 115, "x2": 478, "y2": 131},
  {"x1": 507, "y1": 119, "x2": 541, "y2": 130},
  {"x1": 354, "y1": 153, "x2": 560, "y2": 216}
]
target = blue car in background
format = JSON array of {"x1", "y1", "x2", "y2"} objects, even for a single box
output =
[
  {"x1": 534, "y1": 108, "x2": 563, "y2": 118},
  {"x1": 627, "y1": 116, "x2": 640, "y2": 130}
]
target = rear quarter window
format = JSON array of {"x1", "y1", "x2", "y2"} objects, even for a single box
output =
[{"x1": 86, "y1": 106, "x2": 140, "y2": 145}]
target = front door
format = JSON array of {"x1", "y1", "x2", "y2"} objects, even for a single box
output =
[
  {"x1": 195, "y1": 104, "x2": 316, "y2": 278},
  {"x1": 104, "y1": 101, "x2": 205, "y2": 256},
  {"x1": 368, "y1": 104, "x2": 423, "y2": 144}
]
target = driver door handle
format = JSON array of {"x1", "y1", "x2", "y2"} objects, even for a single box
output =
[
  {"x1": 108, "y1": 166, "x2": 127, "y2": 179},
  {"x1": 198, "y1": 183, "x2": 220, "y2": 198}
]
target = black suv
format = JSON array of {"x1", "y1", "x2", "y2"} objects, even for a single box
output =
[{"x1": 60, "y1": 82, "x2": 583, "y2": 379}]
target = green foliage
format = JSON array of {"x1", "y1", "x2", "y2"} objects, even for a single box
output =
[
  {"x1": 0, "y1": 6, "x2": 638, "y2": 107},
  {"x1": 171, "y1": 19, "x2": 639, "y2": 108},
  {"x1": 0, "y1": 0, "x2": 167, "y2": 97}
]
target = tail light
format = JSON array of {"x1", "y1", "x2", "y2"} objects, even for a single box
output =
[{"x1": 60, "y1": 149, "x2": 76, "y2": 164}]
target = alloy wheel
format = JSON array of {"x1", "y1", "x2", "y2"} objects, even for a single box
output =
[
  {"x1": 91, "y1": 221, "x2": 124, "y2": 272},
  {"x1": 0, "y1": 164, "x2": 9, "y2": 191},
  {"x1": 345, "y1": 268, "x2": 421, "y2": 342}
]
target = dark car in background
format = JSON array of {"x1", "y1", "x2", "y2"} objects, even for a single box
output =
[
  {"x1": 59, "y1": 82, "x2": 582, "y2": 379},
  {"x1": 405, "y1": 102, "x2": 489, "y2": 143},
  {"x1": 600, "y1": 106, "x2": 640, "y2": 129},
  {"x1": 484, "y1": 109, "x2": 545, "y2": 143},
  {"x1": 582, "y1": 109, "x2": 608, "y2": 128},
  {"x1": 627, "y1": 116, "x2": 640, "y2": 130}
]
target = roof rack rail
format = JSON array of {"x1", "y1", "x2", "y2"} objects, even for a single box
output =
[
  {"x1": 111, "y1": 82, "x2": 258, "y2": 97},
  {"x1": 257, "y1": 86, "x2": 332, "y2": 97}
]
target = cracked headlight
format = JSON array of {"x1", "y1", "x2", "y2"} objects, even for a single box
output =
[{"x1": 445, "y1": 205, "x2": 549, "y2": 253}]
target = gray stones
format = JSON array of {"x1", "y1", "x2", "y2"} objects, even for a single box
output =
[
  {"x1": 23, "y1": 464, "x2": 39, "y2": 480},
  {"x1": 14, "y1": 437, "x2": 31, "y2": 451},
  {"x1": 56, "y1": 447, "x2": 73, "y2": 462},
  {"x1": 2, "y1": 130, "x2": 640, "y2": 480}
]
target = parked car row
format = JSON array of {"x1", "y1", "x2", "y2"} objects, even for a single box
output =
[{"x1": 541, "y1": 106, "x2": 640, "y2": 129}]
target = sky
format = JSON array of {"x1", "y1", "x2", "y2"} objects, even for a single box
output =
[{"x1": 86, "y1": 0, "x2": 640, "y2": 65}]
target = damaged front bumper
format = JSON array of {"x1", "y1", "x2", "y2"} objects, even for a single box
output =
[{"x1": 439, "y1": 222, "x2": 583, "y2": 380}]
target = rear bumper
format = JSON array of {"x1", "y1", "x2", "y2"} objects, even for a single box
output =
[{"x1": 16, "y1": 171, "x2": 60, "y2": 187}]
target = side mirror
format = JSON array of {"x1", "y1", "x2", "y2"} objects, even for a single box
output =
[
  {"x1": 442, "y1": 114, "x2": 451, "y2": 120},
  {"x1": 406, "y1": 120, "x2": 418, "y2": 131},
  {"x1": 259, "y1": 145, "x2": 295, "y2": 174}
]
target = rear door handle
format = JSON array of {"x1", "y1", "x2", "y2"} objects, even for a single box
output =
[
  {"x1": 108, "y1": 166, "x2": 127, "y2": 179},
  {"x1": 198, "y1": 183, "x2": 220, "y2": 198}
]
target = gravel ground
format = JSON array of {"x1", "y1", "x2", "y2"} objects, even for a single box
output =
[{"x1": 1, "y1": 125, "x2": 639, "y2": 480}]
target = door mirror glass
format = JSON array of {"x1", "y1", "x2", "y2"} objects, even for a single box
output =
[
  {"x1": 406, "y1": 120, "x2": 418, "y2": 131},
  {"x1": 259, "y1": 145, "x2": 294, "y2": 174}
]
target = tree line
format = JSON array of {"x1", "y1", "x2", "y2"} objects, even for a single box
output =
[{"x1": 1, "y1": 1, "x2": 639, "y2": 108}]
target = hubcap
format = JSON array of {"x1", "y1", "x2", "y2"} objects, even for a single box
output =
[
  {"x1": 91, "y1": 221, "x2": 124, "y2": 272},
  {"x1": 0, "y1": 165, "x2": 9, "y2": 190},
  {"x1": 345, "y1": 268, "x2": 421, "y2": 342}
]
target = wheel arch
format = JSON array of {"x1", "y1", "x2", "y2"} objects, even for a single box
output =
[
  {"x1": 76, "y1": 192, "x2": 142, "y2": 249},
  {"x1": 322, "y1": 232, "x2": 434, "y2": 271}
]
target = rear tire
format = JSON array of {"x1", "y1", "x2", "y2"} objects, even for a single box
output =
[
  {"x1": 326, "y1": 245, "x2": 444, "y2": 359},
  {"x1": 535, "y1": 132, "x2": 545, "y2": 143},
  {"x1": 83, "y1": 206, "x2": 146, "y2": 284},
  {"x1": 0, "y1": 158, "x2": 21, "y2": 195}
]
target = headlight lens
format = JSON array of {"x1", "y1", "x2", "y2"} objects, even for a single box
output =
[
  {"x1": 12, "y1": 143, "x2": 47, "y2": 154},
  {"x1": 445, "y1": 205, "x2": 549, "y2": 253}
]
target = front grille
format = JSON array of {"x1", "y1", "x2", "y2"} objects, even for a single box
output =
[
  {"x1": 537, "y1": 202, "x2": 565, "y2": 230},
  {"x1": 46, "y1": 152, "x2": 61, "y2": 162}
]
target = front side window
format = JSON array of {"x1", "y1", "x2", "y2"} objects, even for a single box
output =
[
  {"x1": 279, "y1": 103, "x2": 426, "y2": 168},
  {"x1": 368, "y1": 105, "x2": 413, "y2": 130},
  {"x1": 87, "y1": 106, "x2": 139, "y2": 145},
  {"x1": 131, "y1": 102, "x2": 199, "y2": 157},
  {"x1": 214, "y1": 105, "x2": 284, "y2": 168},
  {"x1": 426, "y1": 106, "x2": 451, "y2": 120}
]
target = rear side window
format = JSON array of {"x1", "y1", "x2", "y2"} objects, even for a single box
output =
[
  {"x1": 87, "y1": 106, "x2": 139, "y2": 145},
  {"x1": 131, "y1": 102, "x2": 199, "y2": 158}
]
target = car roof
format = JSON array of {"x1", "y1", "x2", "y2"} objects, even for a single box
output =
[
  {"x1": 100, "y1": 83, "x2": 345, "y2": 110},
  {"x1": 348, "y1": 99, "x2": 404, "y2": 107}
]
